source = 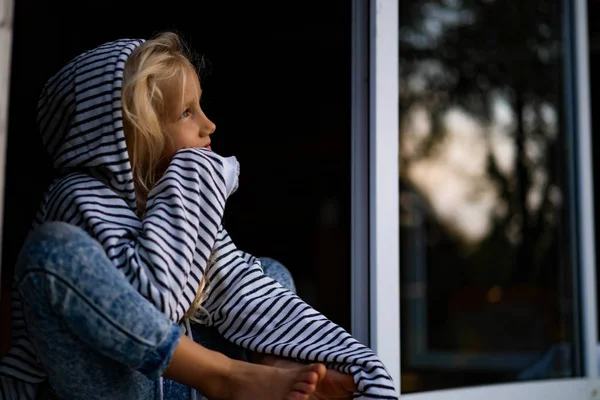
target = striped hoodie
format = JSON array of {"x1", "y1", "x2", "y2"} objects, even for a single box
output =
[{"x1": 0, "y1": 38, "x2": 398, "y2": 399}]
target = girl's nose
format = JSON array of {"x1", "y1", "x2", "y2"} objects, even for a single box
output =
[
  {"x1": 207, "y1": 120, "x2": 216, "y2": 135},
  {"x1": 199, "y1": 117, "x2": 216, "y2": 137}
]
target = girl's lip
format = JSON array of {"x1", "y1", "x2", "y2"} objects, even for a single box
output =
[{"x1": 204, "y1": 145, "x2": 212, "y2": 151}]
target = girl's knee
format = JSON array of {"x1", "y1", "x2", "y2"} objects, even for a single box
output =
[
  {"x1": 15, "y1": 222, "x2": 101, "y2": 279},
  {"x1": 259, "y1": 257, "x2": 296, "y2": 294}
]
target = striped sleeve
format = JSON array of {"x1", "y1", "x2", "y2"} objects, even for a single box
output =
[
  {"x1": 0, "y1": 375, "x2": 37, "y2": 400},
  {"x1": 203, "y1": 229, "x2": 398, "y2": 399},
  {"x1": 237, "y1": 249, "x2": 257, "y2": 265},
  {"x1": 0, "y1": 288, "x2": 46, "y2": 391},
  {"x1": 43, "y1": 147, "x2": 228, "y2": 322}
]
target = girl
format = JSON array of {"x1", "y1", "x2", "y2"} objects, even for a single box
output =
[{"x1": 0, "y1": 32, "x2": 397, "y2": 399}]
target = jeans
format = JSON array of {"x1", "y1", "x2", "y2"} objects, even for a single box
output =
[{"x1": 14, "y1": 222, "x2": 295, "y2": 400}]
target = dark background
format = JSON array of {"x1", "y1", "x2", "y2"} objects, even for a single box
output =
[
  {"x1": 0, "y1": 1, "x2": 353, "y2": 352},
  {"x1": 589, "y1": 0, "x2": 600, "y2": 340}
]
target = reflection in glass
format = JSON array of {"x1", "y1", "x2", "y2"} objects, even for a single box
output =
[{"x1": 399, "y1": 0, "x2": 580, "y2": 392}]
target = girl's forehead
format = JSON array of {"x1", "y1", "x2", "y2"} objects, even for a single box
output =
[
  {"x1": 182, "y1": 67, "x2": 202, "y2": 97},
  {"x1": 161, "y1": 67, "x2": 201, "y2": 113}
]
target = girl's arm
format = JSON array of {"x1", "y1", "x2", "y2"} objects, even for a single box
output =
[
  {"x1": 201, "y1": 228, "x2": 398, "y2": 400},
  {"x1": 43, "y1": 148, "x2": 235, "y2": 323}
]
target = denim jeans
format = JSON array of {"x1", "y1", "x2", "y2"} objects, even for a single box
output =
[{"x1": 14, "y1": 222, "x2": 295, "y2": 400}]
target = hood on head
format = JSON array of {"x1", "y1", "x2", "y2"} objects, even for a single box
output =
[{"x1": 36, "y1": 38, "x2": 145, "y2": 209}]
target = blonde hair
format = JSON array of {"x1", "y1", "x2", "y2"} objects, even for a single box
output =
[
  {"x1": 122, "y1": 31, "x2": 210, "y2": 323},
  {"x1": 184, "y1": 253, "x2": 216, "y2": 324}
]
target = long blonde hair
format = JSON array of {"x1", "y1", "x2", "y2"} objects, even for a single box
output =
[
  {"x1": 122, "y1": 31, "x2": 210, "y2": 323},
  {"x1": 122, "y1": 31, "x2": 195, "y2": 212}
]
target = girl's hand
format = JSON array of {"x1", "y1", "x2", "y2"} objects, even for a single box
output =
[{"x1": 210, "y1": 152, "x2": 239, "y2": 197}]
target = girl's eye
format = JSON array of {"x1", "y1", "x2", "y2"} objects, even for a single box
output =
[{"x1": 180, "y1": 109, "x2": 191, "y2": 119}]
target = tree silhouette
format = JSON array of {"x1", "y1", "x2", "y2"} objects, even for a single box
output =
[{"x1": 399, "y1": 0, "x2": 569, "y2": 288}]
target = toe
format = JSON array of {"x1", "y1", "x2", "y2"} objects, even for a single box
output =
[
  {"x1": 293, "y1": 381, "x2": 316, "y2": 394},
  {"x1": 308, "y1": 363, "x2": 327, "y2": 382},
  {"x1": 299, "y1": 370, "x2": 319, "y2": 385}
]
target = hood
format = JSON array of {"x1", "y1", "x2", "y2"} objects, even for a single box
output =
[{"x1": 36, "y1": 39, "x2": 145, "y2": 209}]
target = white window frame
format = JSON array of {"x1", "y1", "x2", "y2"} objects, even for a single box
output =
[
  {"x1": 0, "y1": 0, "x2": 13, "y2": 296},
  {"x1": 368, "y1": 0, "x2": 401, "y2": 394},
  {"x1": 352, "y1": 0, "x2": 600, "y2": 398},
  {"x1": 574, "y1": 0, "x2": 599, "y2": 381},
  {"x1": 402, "y1": 379, "x2": 593, "y2": 400},
  {"x1": 351, "y1": 0, "x2": 401, "y2": 394}
]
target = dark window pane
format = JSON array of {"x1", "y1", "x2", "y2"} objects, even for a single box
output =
[{"x1": 399, "y1": 0, "x2": 580, "y2": 392}]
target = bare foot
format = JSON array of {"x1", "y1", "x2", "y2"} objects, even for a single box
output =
[
  {"x1": 216, "y1": 360, "x2": 327, "y2": 400},
  {"x1": 164, "y1": 335, "x2": 326, "y2": 400},
  {"x1": 254, "y1": 354, "x2": 357, "y2": 400}
]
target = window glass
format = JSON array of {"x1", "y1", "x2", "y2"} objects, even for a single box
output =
[{"x1": 399, "y1": 0, "x2": 581, "y2": 392}]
